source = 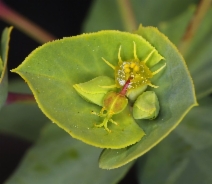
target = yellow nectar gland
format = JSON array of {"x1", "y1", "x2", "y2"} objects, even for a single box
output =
[
  {"x1": 102, "y1": 42, "x2": 166, "y2": 89},
  {"x1": 94, "y1": 42, "x2": 166, "y2": 132}
]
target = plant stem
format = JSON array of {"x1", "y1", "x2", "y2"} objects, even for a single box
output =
[
  {"x1": 178, "y1": 0, "x2": 212, "y2": 56},
  {"x1": 117, "y1": 0, "x2": 137, "y2": 32},
  {"x1": 6, "y1": 92, "x2": 35, "y2": 105},
  {"x1": 0, "y1": 1, "x2": 56, "y2": 44}
]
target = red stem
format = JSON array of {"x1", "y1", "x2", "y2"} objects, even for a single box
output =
[
  {"x1": 119, "y1": 78, "x2": 132, "y2": 96},
  {"x1": 6, "y1": 92, "x2": 35, "y2": 105},
  {"x1": 0, "y1": 0, "x2": 56, "y2": 43}
]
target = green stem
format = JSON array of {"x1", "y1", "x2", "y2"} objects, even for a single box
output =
[
  {"x1": 6, "y1": 92, "x2": 35, "y2": 105},
  {"x1": 117, "y1": 0, "x2": 137, "y2": 31},
  {"x1": 0, "y1": 1, "x2": 56, "y2": 44},
  {"x1": 178, "y1": 0, "x2": 212, "y2": 56}
]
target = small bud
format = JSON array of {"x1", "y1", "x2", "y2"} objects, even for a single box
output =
[{"x1": 133, "y1": 91, "x2": 159, "y2": 119}]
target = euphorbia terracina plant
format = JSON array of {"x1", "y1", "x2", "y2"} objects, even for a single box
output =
[
  {"x1": 11, "y1": 25, "x2": 197, "y2": 162},
  {"x1": 1, "y1": 0, "x2": 212, "y2": 183}
]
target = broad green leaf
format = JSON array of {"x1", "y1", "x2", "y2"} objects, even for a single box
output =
[
  {"x1": 159, "y1": 7, "x2": 212, "y2": 98},
  {"x1": 99, "y1": 25, "x2": 197, "y2": 169},
  {"x1": 0, "y1": 79, "x2": 47, "y2": 142},
  {"x1": 137, "y1": 97, "x2": 212, "y2": 183},
  {"x1": 0, "y1": 27, "x2": 13, "y2": 110},
  {"x1": 5, "y1": 123, "x2": 133, "y2": 184},
  {"x1": 11, "y1": 30, "x2": 169, "y2": 149},
  {"x1": 83, "y1": 0, "x2": 198, "y2": 32}
]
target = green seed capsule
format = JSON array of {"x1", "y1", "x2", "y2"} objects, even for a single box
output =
[
  {"x1": 133, "y1": 91, "x2": 159, "y2": 119},
  {"x1": 92, "y1": 91, "x2": 128, "y2": 132}
]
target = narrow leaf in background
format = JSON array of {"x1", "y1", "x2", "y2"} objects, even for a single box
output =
[
  {"x1": 0, "y1": 27, "x2": 12, "y2": 110},
  {"x1": 160, "y1": 6, "x2": 212, "y2": 99}
]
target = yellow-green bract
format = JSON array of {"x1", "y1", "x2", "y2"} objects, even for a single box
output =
[
  {"x1": 74, "y1": 42, "x2": 165, "y2": 132},
  {"x1": 73, "y1": 76, "x2": 116, "y2": 107},
  {"x1": 11, "y1": 27, "x2": 197, "y2": 152}
]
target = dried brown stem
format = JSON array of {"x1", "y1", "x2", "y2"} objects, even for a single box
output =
[
  {"x1": 178, "y1": 0, "x2": 212, "y2": 55},
  {"x1": 117, "y1": 0, "x2": 137, "y2": 31}
]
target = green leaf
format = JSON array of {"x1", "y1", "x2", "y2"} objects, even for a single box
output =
[
  {"x1": 0, "y1": 27, "x2": 13, "y2": 110},
  {"x1": 185, "y1": 8, "x2": 212, "y2": 98},
  {"x1": 12, "y1": 30, "x2": 169, "y2": 149},
  {"x1": 159, "y1": 5, "x2": 195, "y2": 46},
  {"x1": 175, "y1": 97, "x2": 212, "y2": 150},
  {"x1": 99, "y1": 25, "x2": 197, "y2": 169},
  {"x1": 1, "y1": 27, "x2": 13, "y2": 64},
  {"x1": 0, "y1": 57, "x2": 3, "y2": 71},
  {"x1": 5, "y1": 123, "x2": 133, "y2": 184},
  {"x1": 159, "y1": 7, "x2": 212, "y2": 99},
  {"x1": 0, "y1": 69, "x2": 8, "y2": 110},
  {"x1": 83, "y1": 0, "x2": 198, "y2": 32},
  {"x1": 0, "y1": 79, "x2": 47, "y2": 142},
  {"x1": 137, "y1": 132, "x2": 212, "y2": 184},
  {"x1": 137, "y1": 97, "x2": 212, "y2": 183}
]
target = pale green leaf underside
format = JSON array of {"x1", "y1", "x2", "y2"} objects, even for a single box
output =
[
  {"x1": 99, "y1": 25, "x2": 197, "y2": 169},
  {"x1": 11, "y1": 30, "x2": 167, "y2": 149},
  {"x1": 5, "y1": 123, "x2": 134, "y2": 184}
]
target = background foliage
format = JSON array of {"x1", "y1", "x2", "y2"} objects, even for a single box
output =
[{"x1": 0, "y1": 0, "x2": 212, "y2": 183}]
